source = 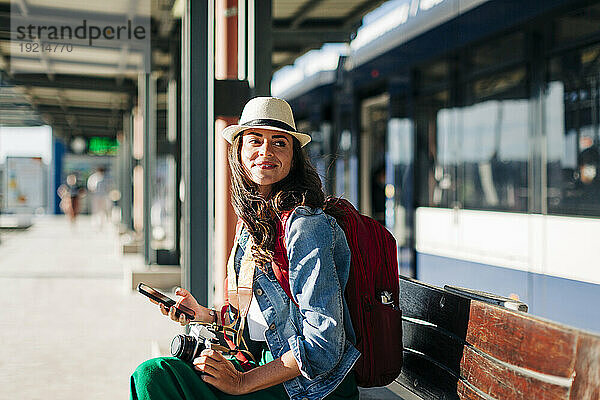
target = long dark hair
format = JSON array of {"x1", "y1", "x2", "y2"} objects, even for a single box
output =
[{"x1": 228, "y1": 132, "x2": 337, "y2": 271}]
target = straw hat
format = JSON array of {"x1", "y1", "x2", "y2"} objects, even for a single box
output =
[{"x1": 221, "y1": 97, "x2": 311, "y2": 147}]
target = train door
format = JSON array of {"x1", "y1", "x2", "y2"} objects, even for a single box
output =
[
  {"x1": 360, "y1": 94, "x2": 389, "y2": 224},
  {"x1": 360, "y1": 93, "x2": 416, "y2": 277}
]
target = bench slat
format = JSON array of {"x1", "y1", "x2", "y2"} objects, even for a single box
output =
[
  {"x1": 466, "y1": 301, "x2": 577, "y2": 378},
  {"x1": 401, "y1": 278, "x2": 471, "y2": 337},
  {"x1": 457, "y1": 380, "x2": 491, "y2": 400},
  {"x1": 397, "y1": 350, "x2": 460, "y2": 399},
  {"x1": 460, "y1": 345, "x2": 570, "y2": 400},
  {"x1": 571, "y1": 333, "x2": 600, "y2": 399},
  {"x1": 402, "y1": 318, "x2": 464, "y2": 375}
]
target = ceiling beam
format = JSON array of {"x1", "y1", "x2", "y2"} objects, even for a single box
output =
[
  {"x1": 0, "y1": 121, "x2": 44, "y2": 127},
  {"x1": 51, "y1": 115, "x2": 123, "y2": 126},
  {"x1": 290, "y1": 0, "x2": 327, "y2": 29},
  {"x1": 272, "y1": 28, "x2": 352, "y2": 47},
  {"x1": 50, "y1": 122, "x2": 120, "y2": 131},
  {"x1": 9, "y1": 74, "x2": 136, "y2": 94},
  {"x1": 0, "y1": 102, "x2": 36, "y2": 108},
  {"x1": 53, "y1": 127, "x2": 117, "y2": 137},
  {"x1": 8, "y1": 55, "x2": 143, "y2": 73},
  {"x1": 0, "y1": 113, "x2": 41, "y2": 120},
  {"x1": 36, "y1": 104, "x2": 125, "y2": 117}
]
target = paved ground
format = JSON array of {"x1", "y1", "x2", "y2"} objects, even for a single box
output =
[
  {"x1": 0, "y1": 216, "x2": 181, "y2": 399},
  {"x1": 0, "y1": 215, "x2": 401, "y2": 399}
]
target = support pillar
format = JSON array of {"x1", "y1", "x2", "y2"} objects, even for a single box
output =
[
  {"x1": 141, "y1": 73, "x2": 157, "y2": 265},
  {"x1": 214, "y1": 0, "x2": 240, "y2": 308},
  {"x1": 52, "y1": 137, "x2": 65, "y2": 215},
  {"x1": 182, "y1": 0, "x2": 214, "y2": 305},
  {"x1": 121, "y1": 111, "x2": 134, "y2": 231},
  {"x1": 248, "y1": 0, "x2": 271, "y2": 96}
]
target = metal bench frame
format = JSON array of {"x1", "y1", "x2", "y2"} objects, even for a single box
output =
[{"x1": 387, "y1": 277, "x2": 600, "y2": 400}]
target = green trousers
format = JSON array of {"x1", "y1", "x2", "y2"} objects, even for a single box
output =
[{"x1": 130, "y1": 354, "x2": 359, "y2": 400}]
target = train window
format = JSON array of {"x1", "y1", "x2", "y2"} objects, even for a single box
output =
[
  {"x1": 469, "y1": 68, "x2": 526, "y2": 102},
  {"x1": 415, "y1": 90, "x2": 455, "y2": 209},
  {"x1": 545, "y1": 43, "x2": 600, "y2": 217},
  {"x1": 416, "y1": 65, "x2": 530, "y2": 213},
  {"x1": 360, "y1": 95, "x2": 389, "y2": 224},
  {"x1": 461, "y1": 67, "x2": 529, "y2": 212},
  {"x1": 297, "y1": 119, "x2": 329, "y2": 193},
  {"x1": 554, "y1": 4, "x2": 600, "y2": 46},
  {"x1": 418, "y1": 59, "x2": 450, "y2": 90},
  {"x1": 468, "y1": 32, "x2": 525, "y2": 72}
]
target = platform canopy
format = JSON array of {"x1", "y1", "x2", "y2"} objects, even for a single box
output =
[
  {"x1": 0, "y1": 0, "x2": 385, "y2": 137},
  {"x1": 271, "y1": 0, "x2": 386, "y2": 69}
]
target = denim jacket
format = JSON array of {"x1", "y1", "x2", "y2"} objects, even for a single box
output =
[{"x1": 232, "y1": 206, "x2": 360, "y2": 400}]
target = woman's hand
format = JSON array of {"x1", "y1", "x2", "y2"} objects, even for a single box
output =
[
  {"x1": 193, "y1": 349, "x2": 247, "y2": 395},
  {"x1": 152, "y1": 287, "x2": 213, "y2": 326}
]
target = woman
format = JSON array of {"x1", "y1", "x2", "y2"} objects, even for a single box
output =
[{"x1": 131, "y1": 97, "x2": 360, "y2": 400}]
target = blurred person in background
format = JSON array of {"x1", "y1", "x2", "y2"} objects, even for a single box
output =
[
  {"x1": 87, "y1": 167, "x2": 111, "y2": 230},
  {"x1": 58, "y1": 173, "x2": 85, "y2": 225},
  {"x1": 575, "y1": 146, "x2": 600, "y2": 202}
]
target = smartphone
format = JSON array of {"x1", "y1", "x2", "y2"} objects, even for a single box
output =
[{"x1": 137, "y1": 283, "x2": 196, "y2": 320}]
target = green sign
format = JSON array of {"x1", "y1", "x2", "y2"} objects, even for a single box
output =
[{"x1": 88, "y1": 137, "x2": 119, "y2": 155}]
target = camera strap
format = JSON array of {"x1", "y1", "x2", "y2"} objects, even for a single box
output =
[{"x1": 226, "y1": 222, "x2": 255, "y2": 348}]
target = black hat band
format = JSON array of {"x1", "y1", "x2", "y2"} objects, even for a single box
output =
[{"x1": 243, "y1": 118, "x2": 296, "y2": 132}]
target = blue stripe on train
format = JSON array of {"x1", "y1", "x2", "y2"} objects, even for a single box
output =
[{"x1": 416, "y1": 252, "x2": 600, "y2": 334}]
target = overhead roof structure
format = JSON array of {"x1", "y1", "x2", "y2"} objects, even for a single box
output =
[
  {"x1": 272, "y1": 0, "x2": 386, "y2": 69},
  {"x1": 0, "y1": 0, "x2": 158, "y2": 137},
  {"x1": 0, "y1": 0, "x2": 386, "y2": 139}
]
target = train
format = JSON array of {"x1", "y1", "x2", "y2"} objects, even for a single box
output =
[{"x1": 272, "y1": 0, "x2": 600, "y2": 333}]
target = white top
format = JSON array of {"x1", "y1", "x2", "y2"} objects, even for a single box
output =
[{"x1": 247, "y1": 295, "x2": 268, "y2": 341}]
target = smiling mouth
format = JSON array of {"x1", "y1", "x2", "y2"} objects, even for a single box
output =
[{"x1": 255, "y1": 162, "x2": 277, "y2": 169}]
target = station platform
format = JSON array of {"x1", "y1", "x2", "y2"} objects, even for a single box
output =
[{"x1": 0, "y1": 215, "x2": 181, "y2": 399}]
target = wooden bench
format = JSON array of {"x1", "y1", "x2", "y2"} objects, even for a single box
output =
[{"x1": 377, "y1": 277, "x2": 600, "y2": 400}]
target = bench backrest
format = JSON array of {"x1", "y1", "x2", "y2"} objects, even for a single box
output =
[{"x1": 394, "y1": 277, "x2": 600, "y2": 400}]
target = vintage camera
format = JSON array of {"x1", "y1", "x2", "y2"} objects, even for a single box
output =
[{"x1": 170, "y1": 324, "x2": 220, "y2": 362}]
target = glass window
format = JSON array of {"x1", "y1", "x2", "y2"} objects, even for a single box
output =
[
  {"x1": 460, "y1": 68, "x2": 529, "y2": 212},
  {"x1": 387, "y1": 116, "x2": 415, "y2": 277},
  {"x1": 554, "y1": 4, "x2": 600, "y2": 46},
  {"x1": 416, "y1": 64, "x2": 530, "y2": 213},
  {"x1": 360, "y1": 98, "x2": 388, "y2": 224},
  {"x1": 469, "y1": 32, "x2": 525, "y2": 72},
  {"x1": 334, "y1": 130, "x2": 359, "y2": 208},
  {"x1": 545, "y1": 44, "x2": 600, "y2": 216},
  {"x1": 419, "y1": 59, "x2": 450, "y2": 90},
  {"x1": 416, "y1": 90, "x2": 456, "y2": 209}
]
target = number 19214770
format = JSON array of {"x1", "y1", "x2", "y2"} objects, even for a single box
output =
[{"x1": 19, "y1": 42, "x2": 73, "y2": 52}]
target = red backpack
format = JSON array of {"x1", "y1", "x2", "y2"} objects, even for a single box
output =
[{"x1": 274, "y1": 198, "x2": 403, "y2": 387}]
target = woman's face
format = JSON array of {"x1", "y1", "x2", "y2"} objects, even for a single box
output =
[{"x1": 240, "y1": 128, "x2": 294, "y2": 196}]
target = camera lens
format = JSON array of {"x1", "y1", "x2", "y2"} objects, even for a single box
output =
[{"x1": 171, "y1": 334, "x2": 201, "y2": 362}]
